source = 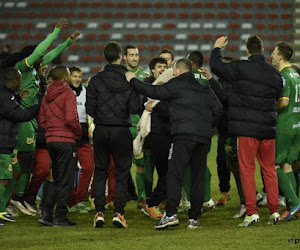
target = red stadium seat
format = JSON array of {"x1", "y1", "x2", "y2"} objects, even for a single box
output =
[
  {"x1": 2, "y1": 13, "x2": 12, "y2": 18},
  {"x1": 42, "y1": 2, "x2": 52, "y2": 8},
  {"x1": 27, "y1": 12, "x2": 37, "y2": 18},
  {"x1": 268, "y1": 24, "x2": 278, "y2": 29},
  {"x1": 104, "y1": 2, "x2": 114, "y2": 8},
  {"x1": 54, "y1": 2, "x2": 64, "y2": 8},
  {"x1": 15, "y1": 12, "x2": 24, "y2": 18},
  {"x1": 79, "y1": 2, "x2": 89, "y2": 8},
  {"x1": 141, "y1": 13, "x2": 151, "y2": 19},
  {"x1": 166, "y1": 13, "x2": 176, "y2": 18},
  {"x1": 100, "y1": 23, "x2": 111, "y2": 29},
  {"x1": 91, "y1": 2, "x2": 101, "y2": 8},
  {"x1": 227, "y1": 45, "x2": 238, "y2": 51},
  {"x1": 0, "y1": 23, "x2": 9, "y2": 29},
  {"x1": 40, "y1": 12, "x2": 49, "y2": 18},
  {"x1": 83, "y1": 44, "x2": 94, "y2": 51},
  {"x1": 130, "y1": 2, "x2": 139, "y2": 8},
  {"x1": 257, "y1": 34, "x2": 265, "y2": 40},
  {"x1": 78, "y1": 12, "x2": 88, "y2": 18},
  {"x1": 281, "y1": 13, "x2": 292, "y2": 19},
  {"x1": 149, "y1": 45, "x2": 159, "y2": 51},
  {"x1": 164, "y1": 23, "x2": 176, "y2": 29},
  {"x1": 204, "y1": 56, "x2": 210, "y2": 63},
  {"x1": 205, "y1": 2, "x2": 215, "y2": 8},
  {"x1": 24, "y1": 23, "x2": 34, "y2": 29},
  {"x1": 96, "y1": 45, "x2": 105, "y2": 51},
  {"x1": 21, "y1": 34, "x2": 32, "y2": 40},
  {"x1": 138, "y1": 34, "x2": 148, "y2": 40},
  {"x1": 255, "y1": 3, "x2": 265, "y2": 8},
  {"x1": 117, "y1": 2, "x2": 127, "y2": 8},
  {"x1": 154, "y1": 13, "x2": 164, "y2": 18},
  {"x1": 180, "y1": 2, "x2": 190, "y2": 8},
  {"x1": 102, "y1": 13, "x2": 112, "y2": 18},
  {"x1": 128, "y1": 13, "x2": 138, "y2": 18},
  {"x1": 281, "y1": 3, "x2": 291, "y2": 8},
  {"x1": 99, "y1": 34, "x2": 109, "y2": 40},
  {"x1": 65, "y1": 12, "x2": 75, "y2": 18},
  {"x1": 85, "y1": 34, "x2": 97, "y2": 40},
  {"x1": 70, "y1": 44, "x2": 81, "y2": 51},
  {"x1": 179, "y1": 13, "x2": 189, "y2": 19},
  {"x1": 255, "y1": 13, "x2": 265, "y2": 19},
  {"x1": 242, "y1": 13, "x2": 253, "y2": 19},
  {"x1": 280, "y1": 35, "x2": 291, "y2": 41},
  {"x1": 52, "y1": 12, "x2": 62, "y2": 18},
  {"x1": 217, "y1": 13, "x2": 227, "y2": 19},
  {"x1": 28, "y1": 2, "x2": 39, "y2": 7},
  {"x1": 267, "y1": 45, "x2": 275, "y2": 52},
  {"x1": 154, "y1": 3, "x2": 164, "y2": 8},
  {"x1": 229, "y1": 23, "x2": 240, "y2": 29},
  {"x1": 230, "y1": 3, "x2": 240, "y2": 8},
  {"x1": 280, "y1": 24, "x2": 291, "y2": 29},
  {"x1": 137, "y1": 45, "x2": 146, "y2": 51},
  {"x1": 150, "y1": 34, "x2": 161, "y2": 40},
  {"x1": 205, "y1": 13, "x2": 215, "y2": 19},
  {"x1": 163, "y1": 34, "x2": 174, "y2": 40},
  {"x1": 192, "y1": 2, "x2": 202, "y2": 8},
  {"x1": 189, "y1": 34, "x2": 200, "y2": 40},
  {"x1": 203, "y1": 34, "x2": 213, "y2": 40},
  {"x1": 74, "y1": 23, "x2": 86, "y2": 29},
  {"x1": 81, "y1": 56, "x2": 92, "y2": 62},
  {"x1": 124, "y1": 34, "x2": 135, "y2": 40},
  {"x1": 230, "y1": 13, "x2": 240, "y2": 19},
  {"x1": 243, "y1": 3, "x2": 253, "y2": 8},
  {"x1": 115, "y1": 13, "x2": 125, "y2": 18},
  {"x1": 218, "y1": 2, "x2": 227, "y2": 8},
  {"x1": 161, "y1": 45, "x2": 172, "y2": 50},
  {"x1": 92, "y1": 67, "x2": 102, "y2": 73},
  {"x1": 11, "y1": 23, "x2": 22, "y2": 29},
  {"x1": 59, "y1": 33, "x2": 69, "y2": 40},
  {"x1": 9, "y1": 34, "x2": 19, "y2": 39},
  {"x1": 255, "y1": 24, "x2": 265, "y2": 29},
  {"x1": 268, "y1": 13, "x2": 278, "y2": 19},
  {"x1": 167, "y1": 3, "x2": 177, "y2": 8},
  {"x1": 191, "y1": 13, "x2": 201, "y2": 19},
  {"x1": 267, "y1": 34, "x2": 278, "y2": 41},
  {"x1": 90, "y1": 12, "x2": 100, "y2": 18},
  {"x1": 228, "y1": 34, "x2": 239, "y2": 40},
  {"x1": 66, "y1": 2, "x2": 76, "y2": 7},
  {"x1": 268, "y1": 3, "x2": 278, "y2": 8},
  {"x1": 142, "y1": 2, "x2": 152, "y2": 8}
]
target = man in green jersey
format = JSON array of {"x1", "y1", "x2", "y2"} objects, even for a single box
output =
[
  {"x1": 123, "y1": 45, "x2": 153, "y2": 207},
  {"x1": 272, "y1": 41, "x2": 300, "y2": 221},
  {"x1": 2, "y1": 19, "x2": 80, "y2": 215}
]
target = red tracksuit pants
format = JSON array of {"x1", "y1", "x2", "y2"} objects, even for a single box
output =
[{"x1": 238, "y1": 137, "x2": 279, "y2": 215}]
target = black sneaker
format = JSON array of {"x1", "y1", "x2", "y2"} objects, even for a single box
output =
[
  {"x1": 154, "y1": 213, "x2": 179, "y2": 230},
  {"x1": 53, "y1": 218, "x2": 76, "y2": 227},
  {"x1": 187, "y1": 219, "x2": 202, "y2": 229},
  {"x1": 38, "y1": 211, "x2": 53, "y2": 226}
]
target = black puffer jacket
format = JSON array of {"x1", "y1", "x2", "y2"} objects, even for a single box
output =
[
  {"x1": 130, "y1": 72, "x2": 223, "y2": 144},
  {"x1": 86, "y1": 64, "x2": 141, "y2": 127},
  {"x1": 144, "y1": 75, "x2": 171, "y2": 136},
  {"x1": 210, "y1": 48, "x2": 283, "y2": 139},
  {"x1": 0, "y1": 84, "x2": 39, "y2": 154}
]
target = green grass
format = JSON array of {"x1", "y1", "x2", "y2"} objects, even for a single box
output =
[{"x1": 1, "y1": 136, "x2": 300, "y2": 249}]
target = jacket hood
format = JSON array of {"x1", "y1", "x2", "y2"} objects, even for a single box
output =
[
  {"x1": 45, "y1": 80, "x2": 70, "y2": 102},
  {"x1": 101, "y1": 64, "x2": 130, "y2": 93}
]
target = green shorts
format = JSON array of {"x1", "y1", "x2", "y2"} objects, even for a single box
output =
[
  {"x1": 0, "y1": 154, "x2": 13, "y2": 180},
  {"x1": 17, "y1": 122, "x2": 36, "y2": 152},
  {"x1": 276, "y1": 134, "x2": 300, "y2": 165}
]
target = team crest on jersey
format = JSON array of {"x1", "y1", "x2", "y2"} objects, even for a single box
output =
[
  {"x1": 8, "y1": 164, "x2": 12, "y2": 171},
  {"x1": 26, "y1": 137, "x2": 35, "y2": 144}
]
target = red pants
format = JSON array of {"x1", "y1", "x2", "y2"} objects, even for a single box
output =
[
  {"x1": 69, "y1": 143, "x2": 94, "y2": 206},
  {"x1": 26, "y1": 148, "x2": 51, "y2": 203},
  {"x1": 238, "y1": 137, "x2": 278, "y2": 215}
]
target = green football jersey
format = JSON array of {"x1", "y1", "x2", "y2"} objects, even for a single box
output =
[
  {"x1": 277, "y1": 66, "x2": 300, "y2": 135},
  {"x1": 193, "y1": 69, "x2": 210, "y2": 86},
  {"x1": 129, "y1": 67, "x2": 150, "y2": 128}
]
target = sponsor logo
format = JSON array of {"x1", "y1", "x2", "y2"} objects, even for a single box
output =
[
  {"x1": 26, "y1": 137, "x2": 35, "y2": 144},
  {"x1": 293, "y1": 107, "x2": 300, "y2": 113}
]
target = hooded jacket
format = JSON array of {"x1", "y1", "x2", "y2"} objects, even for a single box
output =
[
  {"x1": 39, "y1": 80, "x2": 82, "y2": 143},
  {"x1": 0, "y1": 83, "x2": 39, "y2": 154},
  {"x1": 86, "y1": 64, "x2": 141, "y2": 127}
]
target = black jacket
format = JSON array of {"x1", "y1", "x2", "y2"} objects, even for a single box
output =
[
  {"x1": 144, "y1": 76, "x2": 171, "y2": 136},
  {"x1": 210, "y1": 48, "x2": 283, "y2": 139},
  {"x1": 0, "y1": 84, "x2": 39, "y2": 154},
  {"x1": 86, "y1": 64, "x2": 141, "y2": 127},
  {"x1": 130, "y1": 72, "x2": 223, "y2": 144}
]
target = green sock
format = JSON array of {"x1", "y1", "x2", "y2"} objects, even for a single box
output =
[
  {"x1": 286, "y1": 172, "x2": 297, "y2": 192},
  {"x1": 183, "y1": 166, "x2": 191, "y2": 201},
  {"x1": 0, "y1": 178, "x2": 17, "y2": 212},
  {"x1": 204, "y1": 166, "x2": 211, "y2": 202},
  {"x1": 276, "y1": 168, "x2": 300, "y2": 206},
  {"x1": 233, "y1": 171, "x2": 245, "y2": 204},
  {"x1": 0, "y1": 185, "x2": 6, "y2": 212},
  {"x1": 15, "y1": 173, "x2": 30, "y2": 197},
  {"x1": 143, "y1": 153, "x2": 154, "y2": 198},
  {"x1": 294, "y1": 171, "x2": 299, "y2": 197},
  {"x1": 135, "y1": 171, "x2": 146, "y2": 201}
]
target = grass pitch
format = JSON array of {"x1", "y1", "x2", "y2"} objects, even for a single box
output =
[{"x1": 1, "y1": 136, "x2": 299, "y2": 249}]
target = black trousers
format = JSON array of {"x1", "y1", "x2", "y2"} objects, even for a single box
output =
[
  {"x1": 47, "y1": 142, "x2": 76, "y2": 220},
  {"x1": 166, "y1": 139, "x2": 209, "y2": 220},
  {"x1": 217, "y1": 134, "x2": 231, "y2": 193},
  {"x1": 93, "y1": 125, "x2": 132, "y2": 214},
  {"x1": 147, "y1": 134, "x2": 172, "y2": 207}
]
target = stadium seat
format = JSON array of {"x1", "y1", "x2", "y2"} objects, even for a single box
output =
[
  {"x1": 103, "y1": 13, "x2": 112, "y2": 18},
  {"x1": 166, "y1": 13, "x2": 176, "y2": 19},
  {"x1": 78, "y1": 12, "x2": 88, "y2": 18},
  {"x1": 70, "y1": 44, "x2": 81, "y2": 51},
  {"x1": 149, "y1": 45, "x2": 159, "y2": 51},
  {"x1": 192, "y1": 2, "x2": 202, "y2": 8},
  {"x1": 215, "y1": 34, "x2": 226, "y2": 39},
  {"x1": 16, "y1": 3, "x2": 27, "y2": 9},
  {"x1": 176, "y1": 34, "x2": 187, "y2": 40},
  {"x1": 203, "y1": 34, "x2": 213, "y2": 40},
  {"x1": 96, "y1": 45, "x2": 105, "y2": 51},
  {"x1": 151, "y1": 23, "x2": 162, "y2": 29},
  {"x1": 167, "y1": 3, "x2": 177, "y2": 8},
  {"x1": 230, "y1": 13, "x2": 240, "y2": 19},
  {"x1": 255, "y1": 24, "x2": 265, "y2": 29},
  {"x1": 281, "y1": 14, "x2": 292, "y2": 19},
  {"x1": 126, "y1": 23, "x2": 137, "y2": 29},
  {"x1": 92, "y1": 67, "x2": 102, "y2": 73},
  {"x1": 128, "y1": 13, "x2": 138, "y2": 18},
  {"x1": 112, "y1": 23, "x2": 123, "y2": 29},
  {"x1": 255, "y1": 3, "x2": 265, "y2": 8},
  {"x1": 83, "y1": 44, "x2": 94, "y2": 51},
  {"x1": 154, "y1": 3, "x2": 164, "y2": 8},
  {"x1": 205, "y1": 2, "x2": 215, "y2": 8},
  {"x1": 229, "y1": 23, "x2": 240, "y2": 29},
  {"x1": 117, "y1": 2, "x2": 127, "y2": 8},
  {"x1": 124, "y1": 34, "x2": 135, "y2": 40},
  {"x1": 40, "y1": 12, "x2": 49, "y2": 18},
  {"x1": 178, "y1": 13, "x2": 189, "y2": 19},
  {"x1": 142, "y1": 2, "x2": 152, "y2": 8},
  {"x1": 9, "y1": 34, "x2": 19, "y2": 39},
  {"x1": 163, "y1": 34, "x2": 175, "y2": 40},
  {"x1": 217, "y1": 13, "x2": 227, "y2": 19},
  {"x1": 281, "y1": 3, "x2": 291, "y2": 8},
  {"x1": 139, "y1": 23, "x2": 149, "y2": 29},
  {"x1": 150, "y1": 34, "x2": 161, "y2": 40},
  {"x1": 189, "y1": 34, "x2": 200, "y2": 40},
  {"x1": 228, "y1": 34, "x2": 239, "y2": 40},
  {"x1": 27, "y1": 12, "x2": 38, "y2": 18},
  {"x1": 24, "y1": 23, "x2": 34, "y2": 29},
  {"x1": 205, "y1": 13, "x2": 215, "y2": 19},
  {"x1": 165, "y1": 23, "x2": 176, "y2": 29},
  {"x1": 137, "y1": 45, "x2": 146, "y2": 51},
  {"x1": 267, "y1": 34, "x2": 278, "y2": 41},
  {"x1": 255, "y1": 13, "x2": 265, "y2": 19},
  {"x1": 90, "y1": 12, "x2": 100, "y2": 18},
  {"x1": 280, "y1": 24, "x2": 291, "y2": 30},
  {"x1": 161, "y1": 45, "x2": 172, "y2": 50},
  {"x1": 216, "y1": 23, "x2": 227, "y2": 29},
  {"x1": 187, "y1": 44, "x2": 199, "y2": 51},
  {"x1": 15, "y1": 12, "x2": 24, "y2": 18},
  {"x1": 138, "y1": 34, "x2": 148, "y2": 40},
  {"x1": 174, "y1": 44, "x2": 185, "y2": 51},
  {"x1": 268, "y1": 24, "x2": 278, "y2": 29},
  {"x1": 242, "y1": 13, "x2": 253, "y2": 19},
  {"x1": 2, "y1": 13, "x2": 12, "y2": 18},
  {"x1": 74, "y1": 23, "x2": 86, "y2": 29},
  {"x1": 266, "y1": 45, "x2": 275, "y2": 52},
  {"x1": 99, "y1": 34, "x2": 109, "y2": 40},
  {"x1": 190, "y1": 23, "x2": 201, "y2": 29},
  {"x1": 111, "y1": 33, "x2": 122, "y2": 40},
  {"x1": 79, "y1": 2, "x2": 89, "y2": 8},
  {"x1": 11, "y1": 23, "x2": 22, "y2": 29},
  {"x1": 141, "y1": 13, "x2": 151, "y2": 19},
  {"x1": 87, "y1": 23, "x2": 97, "y2": 29},
  {"x1": 0, "y1": 23, "x2": 9, "y2": 29},
  {"x1": 241, "y1": 23, "x2": 252, "y2": 29},
  {"x1": 268, "y1": 13, "x2": 278, "y2": 19},
  {"x1": 243, "y1": 3, "x2": 252, "y2": 8},
  {"x1": 81, "y1": 56, "x2": 92, "y2": 62},
  {"x1": 104, "y1": 2, "x2": 114, "y2": 7},
  {"x1": 85, "y1": 34, "x2": 97, "y2": 40},
  {"x1": 59, "y1": 33, "x2": 69, "y2": 40},
  {"x1": 280, "y1": 35, "x2": 291, "y2": 41},
  {"x1": 268, "y1": 3, "x2": 278, "y2": 8},
  {"x1": 191, "y1": 13, "x2": 201, "y2": 19},
  {"x1": 21, "y1": 34, "x2": 32, "y2": 40},
  {"x1": 153, "y1": 13, "x2": 164, "y2": 19},
  {"x1": 100, "y1": 23, "x2": 111, "y2": 29},
  {"x1": 227, "y1": 45, "x2": 238, "y2": 51},
  {"x1": 230, "y1": 3, "x2": 240, "y2": 8},
  {"x1": 180, "y1": 2, "x2": 190, "y2": 8},
  {"x1": 52, "y1": 12, "x2": 62, "y2": 18},
  {"x1": 42, "y1": 2, "x2": 52, "y2": 8},
  {"x1": 203, "y1": 23, "x2": 214, "y2": 29},
  {"x1": 66, "y1": 2, "x2": 76, "y2": 7},
  {"x1": 130, "y1": 2, "x2": 139, "y2": 8},
  {"x1": 28, "y1": 2, "x2": 39, "y2": 7},
  {"x1": 91, "y1": 2, "x2": 101, "y2": 8},
  {"x1": 218, "y1": 2, "x2": 228, "y2": 8},
  {"x1": 66, "y1": 12, "x2": 75, "y2": 18},
  {"x1": 54, "y1": 2, "x2": 64, "y2": 8},
  {"x1": 115, "y1": 13, "x2": 125, "y2": 18},
  {"x1": 204, "y1": 56, "x2": 210, "y2": 63}
]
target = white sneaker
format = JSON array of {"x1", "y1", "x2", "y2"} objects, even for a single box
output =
[
  {"x1": 24, "y1": 201, "x2": 38, "y2": 214},
  {"x1": 257, "y1": 193, "x2": 267, "y2": 206},
  {"x1": 6, "y1": 205, "x2": 19, "y2": 217},
  {"x1": 278, "y1": 196, "x2": 286, "y2": 207},
  {"x1": 233, "y1": 204, "x2": 247, "y2": 218},
  {"x1": 238, "y1": 214, "x2": 260, "y2": 227},
  {"x1": 10, "y1": 200, "x2": 34, "y2": 216},
  {"x1": 256, "y1": 192, "x2": 263, "y2": 202},
  {"x1": 267, "y1": 212, "x2": 280, "y2": 225},
  {"x1": 201, "y1": 199, "x2": 216, "y2": 213}
]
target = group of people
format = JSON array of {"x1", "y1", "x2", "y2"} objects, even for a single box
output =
[{"x1": 0, "y1": 18, "x2": 299, "y2": 230}]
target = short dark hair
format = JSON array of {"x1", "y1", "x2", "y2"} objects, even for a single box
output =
[
  {"x1": 2, "y1": 67, "x2": 19, "y2": 85},
  {"x1": 175, "y1": 58, "x2": 192, "y2": 72},
  {"x1": 149, "y1": 57, "x2": 168, "y2": 72},
  {"x1": 276, "y1": 41, "x2": 293, "y2": 62},
  {"x1": 104, "y1": 41, "x2": 122, "y2": 64},
  {"x1": 187, "y1": 51, "x2": 204, "y2": 67},
  {"x1": 51, "y1": 65, "x2": 69, "y2": 81},
  {"x1": 159, "y1": 49, "x2": 174, "y2": 60},
  {"x1": 69, "y1": 66, "x2": 82, "y2": 75},
  {"x1": 47, "y1": 66, "x2": 56, "y2": 80},
  {"x1": 124, "y1": 44, "x2": 137, "y2": 56},
  {"x1": 246, "y1": 34, "x2": 263, "y2": 55}
]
